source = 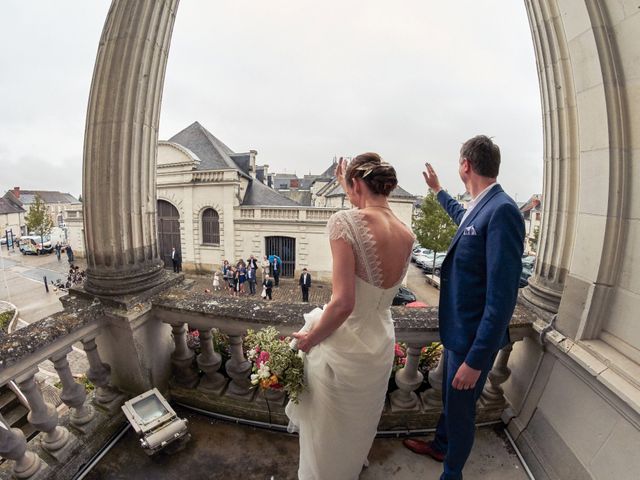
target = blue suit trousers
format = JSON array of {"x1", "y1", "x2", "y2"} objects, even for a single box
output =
[{"x1": 432, "y1": 349, "x2": 496, "y2": 480}]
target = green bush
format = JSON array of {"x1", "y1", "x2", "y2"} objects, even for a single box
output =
[{"x1": 0, "y1": 309, "x2": 16, "y2": 333}]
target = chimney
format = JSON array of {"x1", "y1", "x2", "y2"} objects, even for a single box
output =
[
  {"x1": 249, "y1": 150, "x2": 258, "y2": 178},
  {"x1": 13, "y1": 187, "x2": 20, "y2": 198}
]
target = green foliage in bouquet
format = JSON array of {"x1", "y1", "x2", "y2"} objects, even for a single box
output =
[{"x1": 245, "y1": 326, "x2": 305, "y2": 403}]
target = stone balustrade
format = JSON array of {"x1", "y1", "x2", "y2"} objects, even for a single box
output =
[
  {"x1": 152, "y1": 285, "x2": 534, "y2": 430},
  {"x1": 0, "y1": 283, "x2": 534, "y2": 478},
  {"x1": 0, "y1": 299, "x2": 126, "y2": 480}
]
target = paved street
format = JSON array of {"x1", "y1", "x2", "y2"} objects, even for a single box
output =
[{"x1": 0, "y1": 248, "x2": 88, "y2": 378}]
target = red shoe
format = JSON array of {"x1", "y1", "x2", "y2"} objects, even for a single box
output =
[{"x1": 402, "y1": 439, "x2": 445, "y2": 462}]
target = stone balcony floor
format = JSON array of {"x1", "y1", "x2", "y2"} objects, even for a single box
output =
[{"x1": 84, "y1": 406, "x2": 529, "y2": 479}]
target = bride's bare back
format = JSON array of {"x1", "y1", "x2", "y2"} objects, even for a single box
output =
[{"x1": 328, "y1": 207, "x2": 415, "y2": 289}]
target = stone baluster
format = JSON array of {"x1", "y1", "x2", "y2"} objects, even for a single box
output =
[
  {"x1": 480, "y1": 344, "x2": 513, "y2": 409},
  {"x1": 0, "y1": 414, "x2": 47, "y2": 479},
  {"x1": 389, "y1": 345, "x2": 424, "y2": 412},
  {"x1": 225, "y1": 335, "x2": 254, "y2": 401},
  {"x1": 170, "y1": 324, "x2": 199, "y2": 389},
  {"x1": 421, "y1": 352, "x2": 445, "y2": 410},
  {"x1": 51, "y1": 348, "x2": 95, "y2": 431},
  {"x1": 196, "y1": 329, "x2": 227, "y2": 395},
  {"x1": 82, "y1": 336, "x2": 125, "y2": 413},
  {"x1": 15, "y1": 369, "x2": 75, "y2": 461}
]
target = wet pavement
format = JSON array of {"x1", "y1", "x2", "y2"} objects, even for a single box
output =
[{"x1": 85, "y1": 406, "x2": 528, "y2": 480}]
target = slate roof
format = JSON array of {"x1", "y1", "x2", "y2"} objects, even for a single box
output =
[
  {"x1": 242, "y1": 179, "x2": 301, "y2": 207},
  {"x1": 319, "y1": 161, "x2": 337, "y2": 178},
  {"x1": 3, "y1": 190, "x2": 79, "y2": 206},
  {"x1": 168, "y1": 122, "x2": 251, "y2": 179},
  {"x1": 0, "y1": 198, "x2": 25, "y2": 215}
]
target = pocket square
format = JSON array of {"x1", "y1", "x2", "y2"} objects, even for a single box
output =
[{"x1": 463, "y1": 225, "x2": 477, "y2": 236}]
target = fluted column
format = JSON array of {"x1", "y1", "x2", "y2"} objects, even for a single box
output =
[
  {"x1": 82, "y1": 336, "x2": 125, "y2": 412},
  {"x1": 51, "y1": 349, "x2": 95, "y2": 429},
  {"x1": 225, "y1": 335, "x2": 254, "y2": 401},
  {"x1": 83, "y1": 0, "x2": 180, "y2": 295},
  {"x1": 521, "y1": 0, "x2": 578, "y2": 315},
  {"x1": 421, "y1": 352, "x2": 445, "y2": 410},
  {"x1": 170, "y1": 324, "x2": 199, "y2": 388},
  {"x1": 389, "y1": 345, "x2": 423, "y2": 412},
  {"x1": 480, "y1": 344, "x2": 513, "y2": 409},
  {"x1": 15, "y1": 369, "x2": 73, "y2": 458},
  {"x1": 196, "y1": 329, "x2": 227, "y2": 395},
  {"x1": 0, "y1": 414, "x2": 47, "y2": 479}
]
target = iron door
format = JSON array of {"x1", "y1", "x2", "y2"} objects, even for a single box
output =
[
  {"x1": 157, "y1": 200, "x2": 181, "y2": 269},
  {"x1": 265, "y1": 236, "x2": 296, "y2": 277}
]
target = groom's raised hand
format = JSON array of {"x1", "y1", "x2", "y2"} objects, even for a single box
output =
[
  {"x1": 423, "y1": 162, "x2": 442, "y2": 193},
  {"x1": 452, "y1": 362, "x2": 481, "y2": 390}
]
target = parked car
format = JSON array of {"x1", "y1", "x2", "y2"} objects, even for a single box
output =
[
  {"x1": 423, "y1": 253, "x2": 447, "y2": 275},
  {"x1": 522, "y1": 255, "x2": 536, "y2": 271},
  {"x1": 18, "y1": 235, "x2": 53, "y2": 255},
  {"x1": 411, "y1": 247, "x2": 433, "y2": 263},
  {"x1": 416, "y1": 251, "x2": 442, "y2": 268},
  {"x1": 520, "y1": 265, "x2": 534, "y2": 288},
  {"x1": 392, "y1": 286, "x2": 417, "y2": 306}
]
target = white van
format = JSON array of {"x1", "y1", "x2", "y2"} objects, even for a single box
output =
[{"x1": 18, "y1": 235, "x2": 53, "y2": 255}]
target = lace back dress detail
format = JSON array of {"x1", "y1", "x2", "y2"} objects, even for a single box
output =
[{"x1": 327, "y1": 209, "x2": 385, "y2": 288}]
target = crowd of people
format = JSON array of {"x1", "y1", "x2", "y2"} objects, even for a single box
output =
[{"x1": 217, "y1": 255, "x2": 282, "y2": 300}]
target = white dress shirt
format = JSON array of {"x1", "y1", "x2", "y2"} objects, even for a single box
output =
[{"x1": 460, "y1": 183, "x2": 498, "y2": 225}]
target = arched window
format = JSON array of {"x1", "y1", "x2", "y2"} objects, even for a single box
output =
[{"x1": 202, "y1": 208, "x2": 220, "y2": 245}]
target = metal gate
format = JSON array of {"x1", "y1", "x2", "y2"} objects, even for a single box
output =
[
  {"x1": 157, "y1": 200, "x2": 181, "y2": 269},
  {"x1": 265, "y1": 236, "x2": 296, "y2": 277}
]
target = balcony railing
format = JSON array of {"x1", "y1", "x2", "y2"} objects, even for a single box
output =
[{"x1": 0, "y1": 282, "x2": 534, "y2": 479}]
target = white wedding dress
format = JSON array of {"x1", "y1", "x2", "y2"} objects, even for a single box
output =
[{"x1": 285, "y1": 208, "x2": 412, "y2": 480}]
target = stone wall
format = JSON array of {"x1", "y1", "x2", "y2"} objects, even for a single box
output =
[{"x1": 507, "y1": 2, "x2": 640, "y2": 479}]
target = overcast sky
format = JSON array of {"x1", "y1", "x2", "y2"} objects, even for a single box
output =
[{"x1": 0, "y1": 0, "x2": 542, "y2": 203}]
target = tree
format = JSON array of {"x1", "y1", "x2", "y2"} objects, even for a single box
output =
[
  {"x1": 413, "y1": 191, "x2": 457, "y2": 273},
  {"x1": 25, "y1": 194, "x2": 54, "y2": 250},
  {"x1": 529, "y1": 225, "x2": 540, "y2": 253}
]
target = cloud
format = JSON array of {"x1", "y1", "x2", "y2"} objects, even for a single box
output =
[{"x1": 1, "y1": 0, "x2": 542, "y2": 201}]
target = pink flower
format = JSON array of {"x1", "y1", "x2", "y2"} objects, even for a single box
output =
[
  {"x1": 256, "y1": 350, "x2": 270, "y2": 367},
  {"x1": 394, "y1": 344, "x2": 405, "y2": 358}
]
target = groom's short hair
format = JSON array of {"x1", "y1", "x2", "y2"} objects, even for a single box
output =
[{"x1": 460, "y1": 135, "x2": 500, "y2": 178}]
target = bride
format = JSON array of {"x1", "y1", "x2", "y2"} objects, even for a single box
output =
[{"x1": 286, "y1": 153, "x2": 415, "y2": 479}]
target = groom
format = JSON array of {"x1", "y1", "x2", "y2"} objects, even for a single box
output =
[{"x1": 404, "y1": 135, "x2": 525, "y2": 479}]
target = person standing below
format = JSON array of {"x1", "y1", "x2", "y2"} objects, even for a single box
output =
[
  {"x1": 171, "y1": 247, "x2": 181, "y2": 273},
  {"x1": 247, "y1": 265, "x2": 257, "y2": 295},
  {"x1": 271, "y1": 256, "x2": 280, "y2": 287},
  {"x1": 66, "y1": 244, "x2": 74, "y2": 264},
  {"x1": 262, "y1": 274, "x2": 273, "y2": 300},
  {"x1": 54, "y1": 242, "x2": 62, "y2": 262},
  {"x1": 299, "y1": 268, "x2": 311, "y2": 302},
  {"x1": 261, "y1": 255, "x2": 270, "y2": 278},
  {"x1": 403, "y1": 135, "x2": 525, "y2": 480},
  {"x1": 247, "y1": 254, "x2": 258, "y2": 272},
  {"x1": 213, "y1": 271, "x2": 220, "y2": 291}
]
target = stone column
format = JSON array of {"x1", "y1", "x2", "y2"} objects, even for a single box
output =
[
  {"x1": 0, "y1": 414, "x2": 47, "y2": 479},
  {"x1": 82, "y1": 0, "x2": 179, "y2": 295},
  {"x1": 170, "y1": 324, "x2": 199, "y2": 388},
  {"x1": 82, "y1": 336, "x2": 125, "y2": 413},
  {"x1": 521, "y1": 0, "x2": 579, "y2": 316},
  {"x1": 225, "y1": 335, "x2": 254, "y2": 401},
  {"x1": 421, "y1": 352, "x2": 445, "y2": 410},
  {"x1": 480, "y1": 344, "x2": 513, "y2": 409},
  {"x1": 15, "y1": 369, "x2": 75, "y2": 461},
  {"x1": 196, "y1": 329, "x2": 227, "y2": 395},
  {"x1": 51, "y1": 348, "x2": 95, "y2": 429},
  {"x1": 389, "y1": 345, "x2": 423, "y2": 412}
]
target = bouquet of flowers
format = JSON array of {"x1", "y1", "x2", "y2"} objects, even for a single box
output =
[{"x1": 245, "y1": 326, "x2": 305, "y2": 403}]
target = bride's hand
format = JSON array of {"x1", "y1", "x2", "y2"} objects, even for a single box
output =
[
  {"x1": 335, "y1": 157, "x2": 348, "y2": 191},
  {"x1": 292, "y1": 331, "x2": 315, "y2": 353}
]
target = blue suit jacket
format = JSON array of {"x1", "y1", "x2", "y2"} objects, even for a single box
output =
[{"x1": 437, "y1": 185, "x2": 525, "y2": 371}]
